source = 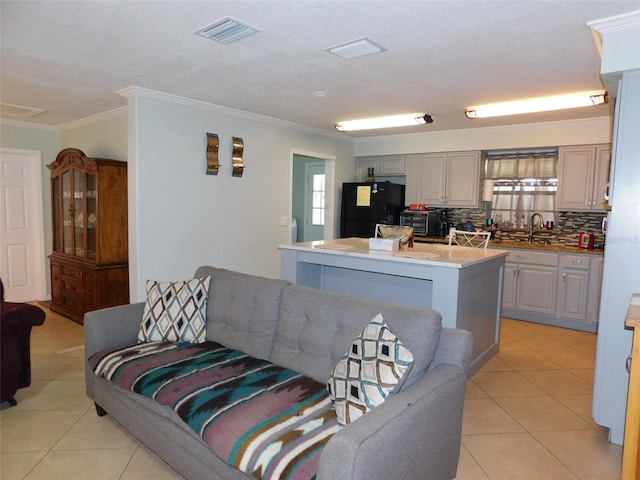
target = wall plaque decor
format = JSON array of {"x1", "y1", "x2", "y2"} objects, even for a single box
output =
[
  {"x1": 232, "y1": 137, "x2": 245, "y2": 177},
  {"x1": 206, "y1": 133, "x2": 219, "y2": 175}
]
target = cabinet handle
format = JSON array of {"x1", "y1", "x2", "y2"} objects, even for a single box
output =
[
  {"x1": 627, "y1": 355, "x2": 632, "y2": 373},
  {"x1": 604, "y1": 182, "x2": 610, "y2": 202},
  {"x1": 572, "y1": 260, "x2": 583, "y2": 265},
  {"x1": 562, "y1": 272, "x2": 566, "y2": 282}
]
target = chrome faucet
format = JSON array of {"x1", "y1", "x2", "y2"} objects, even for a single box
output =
[{"x1": 528, "y1": 213, "x2": 544, "y2": 243}]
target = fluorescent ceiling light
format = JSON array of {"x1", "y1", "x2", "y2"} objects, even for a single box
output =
[
  {"x1": 465, "y1": 91, "x2": 608, "y2": 119},
  {"x1": 335, "y1": 113, "x2": 433, "y2": 132}
]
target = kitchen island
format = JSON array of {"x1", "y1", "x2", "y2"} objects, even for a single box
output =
[{"x1": 279, "y1": 237, "x2": 508, "y2": 374}]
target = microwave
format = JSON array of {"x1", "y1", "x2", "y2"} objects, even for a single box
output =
[{"x1": 399, "y1": 210, "x2": 441, "y2": 236}]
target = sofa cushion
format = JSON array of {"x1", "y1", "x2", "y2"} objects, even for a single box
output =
[
  {"x1": 327, "y1": 313, "x2": 414, "y2": 426},
  {"x1": 271, "y1": 284, "x2": 441, "y2": 389},
  {"x1": 89, "y1": 341, "x2": 339, "y2": 480},
  {"x1": 138, "y1": 276, "x2": 210, "y2": 343},
  {"x1": 194, "y1": 266, "x2": 290, "y2": 360}
]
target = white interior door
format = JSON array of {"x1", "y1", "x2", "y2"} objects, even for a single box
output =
[
  {"x1": 303, "y1": 162, "x2": 325, "y2": 242},
  {"x1": 0, "y1": 148, "x2": 46, "y2": 302}
]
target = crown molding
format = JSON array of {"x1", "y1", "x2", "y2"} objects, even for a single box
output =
[
  {"x1": 58, "y1": 106, "x2": 128, "y2": 130},
  {"x1": 116, "y1": 86, "x2": 346, "y2": 141},
  {"x1": 0, "y1": 118, "x2": 60, "y2": 132},
  {"x1": 588, "y1": 10, "x2": 640, "y2": 58}
]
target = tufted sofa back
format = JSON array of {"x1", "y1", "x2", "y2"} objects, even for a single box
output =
[
  {"x1": 195, "y1": 266, "x2": 289, "y2": 360},
  {"x1": 271, "y1": 284, "x2": 442, "y2": 389},
  {"x1": 194, "y1": 266, "x2": 443, "y2": 389}
]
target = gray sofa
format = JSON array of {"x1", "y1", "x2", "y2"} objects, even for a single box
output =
[{"x1": 84, "y1": 266, "x2": 472, "y2": 480}]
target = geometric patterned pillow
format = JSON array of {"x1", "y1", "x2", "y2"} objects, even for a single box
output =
[
  {"x1": 327, "y1": 313, "x2": 414, "y2": 426},
  {"x1": 138, "y1": 276, "x2": 211, "y2": 344}
]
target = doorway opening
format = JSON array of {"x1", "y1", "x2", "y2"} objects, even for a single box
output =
[{"x1": 291, "y1": 151, "x2": 335, "y2": 242}]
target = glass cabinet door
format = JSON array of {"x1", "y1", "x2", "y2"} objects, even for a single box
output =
[
  {"x1": 62, "y1": 171, "x2": 73, "y2": 255},
  {"x1": 87, "y1": 173, "x2": 97, "y2": 260},
  {"x1": 52, "y1": 177, "x2": 61, "y2": 253},
  {"x1": 73, "y1": 169, "x2": 85, "y2": 257}
]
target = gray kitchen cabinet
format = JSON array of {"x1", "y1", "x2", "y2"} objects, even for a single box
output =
[
  {"x1": 586, "y1": 256, "x2": 603, "y2": 325},
  {"x1": 557, "y1": 255, "x2": 590, "y2": 321},
  {"x1": 497, "y1": 247, "x2": 601, "y2": 332},
  {"x1": 404, "y1": 154, "x2": 420, "y2": 204},
  {"x1": 355, "y1": 155, "x2": 405, "y2": 181},
  {"x1": 557, "y1": 144, "x2": 611, "y2": 211},
  {"x1": 415, "y1": 151, "x2": 480, "y2": 207},
  {"x1": 502, "y1": 251, "x2": 559, "y2": 316}
]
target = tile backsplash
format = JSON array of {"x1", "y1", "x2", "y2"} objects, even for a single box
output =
[{"x1": 444, "y1": 208, "x2": 607, "y2": 249}]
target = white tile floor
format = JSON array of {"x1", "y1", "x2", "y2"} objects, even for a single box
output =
[{"x1": 0, "y1": 308, "x2": 623, "y2": 480}]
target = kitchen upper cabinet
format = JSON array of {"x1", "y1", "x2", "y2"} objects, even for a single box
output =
[
  {"x1": 355, "y1": 155, "x2": 405, "y2": 181},
  {"x1": 415, "y1": 151, "x2": 480, "y2": 207},
  {"x1": 557, "y1": 144, "x2": 611, "y2": 211}
]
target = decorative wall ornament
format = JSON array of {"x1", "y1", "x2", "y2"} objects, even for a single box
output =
[
  {"x1": 232, "y1": 137, "x2": 245, "y2": 177},
  {"x1": 206, "y1": 133, "x2": 219, "y2": 175}
]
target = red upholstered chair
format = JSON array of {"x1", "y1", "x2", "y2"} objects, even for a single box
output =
[{"x1": 0, "y1": 279, "x2": 45, "y2": 406}]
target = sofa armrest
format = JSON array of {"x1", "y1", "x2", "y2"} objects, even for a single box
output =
[
  {"x1": 317, "y1": 363, "x2": 468, "y2": 480},
  {"x1": 84, "y1": 303, "x2": 145, "y2": 356},
  {"x1": 431, "y1": 327, "x2": 473, "y2": 375}
]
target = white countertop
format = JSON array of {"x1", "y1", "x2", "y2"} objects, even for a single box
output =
[{"x1": 279, "y1": 237, "x2": 508, "y2": 269}]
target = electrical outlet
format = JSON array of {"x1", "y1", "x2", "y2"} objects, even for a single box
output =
[{"x1": 280, "y1": 216, "x2": 288, "y2": 226}]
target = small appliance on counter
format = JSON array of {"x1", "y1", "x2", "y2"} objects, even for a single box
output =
[
  {"x1": 579, "y1": 232, "x2": 595, "y2": 250},
  {"x1": 399, "y1": 209, "x2": 441, "y2": 236}
]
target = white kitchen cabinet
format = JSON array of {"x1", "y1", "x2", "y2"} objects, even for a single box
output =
[
  {"x1": 355, "y1": 155, "x2": 405, "y2": 181},
  {"x1": 557, "y1": 144, "x2": 611, "y2": 211},
  {"x1": 415, "y1": 151, "x2": 480, "y2": 207},
  {"x1": 557, "y1": 255, "x2": 590, "y2": 321}
]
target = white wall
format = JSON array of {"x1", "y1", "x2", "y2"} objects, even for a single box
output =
[
  {"x1": 126, "y1": 90, "x2": 354, "y2": 301},
  {"x1": 353, "y1": 116, "x2": 612, "y2": 156},
  {"x1": 60, "y1": 109, "x2": 128, "y2": 161}
]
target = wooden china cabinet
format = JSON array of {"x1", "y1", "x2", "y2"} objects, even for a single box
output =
[{"x1": 49, "y1": 148, "x2": 129, "y2": 324}]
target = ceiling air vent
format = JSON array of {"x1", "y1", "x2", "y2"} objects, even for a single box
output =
[
  {"x1": 0, "y1": 102, "x2": 44, "y2": 119},
  {"x1": 195, "y1": 17, "x2": 259, "y2": 45}
]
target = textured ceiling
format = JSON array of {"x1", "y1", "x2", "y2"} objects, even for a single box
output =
[{"x1": 1, "y1": 1, "x2": 638, "y2": 137}]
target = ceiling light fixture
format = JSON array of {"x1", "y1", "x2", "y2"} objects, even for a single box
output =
[
  {"x1": 327, "y1": 38, "x2": 386, "y2": 59},
  {"x1": 335, "y1": 113, "x2": 433, "y2": 132},
  {"x1": 465, "y1": 91, "x2": 608, "y2": 119}
]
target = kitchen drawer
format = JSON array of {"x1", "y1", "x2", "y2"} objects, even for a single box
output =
[
  {"x1": 561, "y1": 255, "x2": 590, "y2": 270},
  {"x1": 507, "y1": 251, "x2": 559, "y2": 266}
]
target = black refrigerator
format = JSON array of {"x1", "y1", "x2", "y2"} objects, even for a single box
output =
[{"x1": 340, "y1": 181, "x2": 405, "y2": 238}]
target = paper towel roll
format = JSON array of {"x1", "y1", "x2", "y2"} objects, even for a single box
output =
[{"x1": 482, "y1": 179, "x2": 495, "y2": 201}]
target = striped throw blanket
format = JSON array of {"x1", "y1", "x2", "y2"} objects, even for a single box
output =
[{"x1": 89, "y1": 341, "x2": 339, "y2": 480}]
